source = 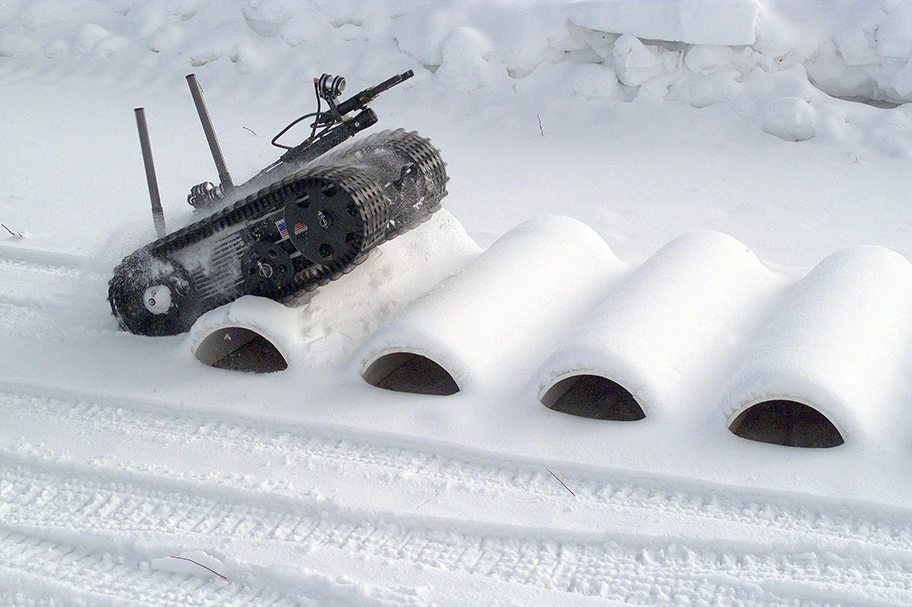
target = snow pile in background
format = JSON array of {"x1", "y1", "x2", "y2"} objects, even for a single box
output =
[
  {"x1": 565, "y1": 0, "x2": 761, "y2": 46},
  {"x1": 4, "y1": 0, "x2": 912, "y2": 121}
]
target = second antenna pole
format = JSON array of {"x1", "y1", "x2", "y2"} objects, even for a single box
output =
[{"x1": 186, "y1": 73, "x2": 234, "y2": 192}]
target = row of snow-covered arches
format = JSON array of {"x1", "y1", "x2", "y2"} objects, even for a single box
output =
[
  {"x1": 366, "y1": 355, "x2": 844, "y2": 450},
  {"x1": 193, "y1": 327, "x2": 843, "y2": 450},
  {"x1": 192, "y1": 217, "x2": 912, "y2": 452}
]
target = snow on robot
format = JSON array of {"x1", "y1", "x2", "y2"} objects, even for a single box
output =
[{"x1": 109, "y1": 70, "x2": 447, "y2": 336}]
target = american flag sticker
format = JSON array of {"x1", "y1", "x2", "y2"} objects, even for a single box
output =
[
  {"x1": 275, "y1": 218, "x2": 289, "y2": 240},
  {"x1": 293, "y1": 222, "x2": 307, "y2": 235}
]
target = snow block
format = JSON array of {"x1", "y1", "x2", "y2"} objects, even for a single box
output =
[
  {"x1": 535, "y1": 231, "x2": 780, "y2": 420},
  {"x1": 721, "y1": 246, "x2": 912, "y2": 448},
  {"x1": 358, "y1": 216, "x2": 626, "y2": 394},
  {"x1": 564, "y1": 0, "x2": 760, "y2": 46},
  {"x1": 190, "y1": 210, "x2": 480, "y2": 372}
]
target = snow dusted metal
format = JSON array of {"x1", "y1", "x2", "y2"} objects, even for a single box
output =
[{"x1": 189, "y1": 210, "x2": 480, "y2": 370}]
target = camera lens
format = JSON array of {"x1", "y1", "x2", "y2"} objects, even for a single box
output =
[{"x1": 318, "y1": 74, "x2": 346, "y2": 100}]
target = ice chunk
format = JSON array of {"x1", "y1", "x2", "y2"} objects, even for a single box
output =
[
  {"x1": 564, "y1": 0, "x2": 760, "y2": 46},
  {"x1": 892, "y1": 58, "x2": 912, "y2": 99},
  {"x1": 613, "y1": 34, "x2": 667, "y2": 87},
  {"x1": 875, "y1": 4, "x2": 912, "y2": 59},
  {"x1": 684, "y1": 45, "x2": 735, "y2": 71},
  {"x1": 435, "y1": 27, "x2": 498, "y2": 93}
]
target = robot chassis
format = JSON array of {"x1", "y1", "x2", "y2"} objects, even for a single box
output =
[{"x1": 108, "y1": 70, "x2": 448, "y2": 336}]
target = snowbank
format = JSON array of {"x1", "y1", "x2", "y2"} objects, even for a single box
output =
[{"x1": 564, "y1": 0, "x2": 761, "y2": 46}]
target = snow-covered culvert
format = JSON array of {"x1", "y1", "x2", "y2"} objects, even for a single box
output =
[
  {"x1": 719, "y1": 246, "x2": 912, "y2": 448},
  {"x1": 193, "y1": 326, "x2": 288, "y2": 373},
  {"x1": 541, "y1": 374, "x2": 644, "y2": 421},
  {"x1": 362, "y1": 351, "x2": 459, "y2": 395},
  {"x1": 532, "y1": 231, "x2": 780, "y2": 419},
  {"x1": 356, "y1": 217, "x2": 625, "y2": 392},
  {"x1": 728, "y1": 400, "x2": 844, "y2": 448}
]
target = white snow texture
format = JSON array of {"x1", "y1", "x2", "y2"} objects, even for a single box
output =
[{"x1": 3, "y1": 1, "x2": 912, "y2": 605}]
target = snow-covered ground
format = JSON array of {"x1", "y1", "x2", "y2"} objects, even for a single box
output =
[{"x1": 3, "y1": 1, "x2": 912, "y2": 605}]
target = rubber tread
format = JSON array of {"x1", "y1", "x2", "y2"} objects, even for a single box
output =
[{"x1": 109, "y1": 130, "x2": 448, "y2": 335}]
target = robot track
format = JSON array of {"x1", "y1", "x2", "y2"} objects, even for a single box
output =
[{"x1": 108, "y1": 130, "x2": 447, "y2": 336}]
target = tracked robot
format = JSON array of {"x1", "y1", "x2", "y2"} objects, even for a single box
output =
[{"x1": 109, "y1": 70, "x2": 447, "y2": 336}]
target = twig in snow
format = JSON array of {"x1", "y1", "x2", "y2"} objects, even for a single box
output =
[
  {"x1": 545, "y1": 466, "x2": 575, "y2": 497},
  {"x1": 242, "y1": 126, "x2": 257, "y2": 136},
  {"x1": 169, "y1": 556, "x2": 228, "y2": 580},
  {"x1": 537, "y1": 114, "x2": 544, "y2": 136},
  {"x1": 2, "y1": 224, "x2": 22, "y2": 237}
]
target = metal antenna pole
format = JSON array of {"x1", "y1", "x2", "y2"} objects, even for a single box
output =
[
  {"x1": 134, "y1": 107, "x2": 166, "y2": 238},
  {"x1": 186, "y1": 73, "x2": 234, "y2": 192}
]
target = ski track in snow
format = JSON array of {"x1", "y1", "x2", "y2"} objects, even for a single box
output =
[
  {"x1": 2, "y1": 382, "x2": 912, "y2": 605},
  {"x1": 0, "y1": 246, "x2": 109, "y2": 334},
  {"x1": 0, "y1": 530, "x2": 315, "y2": 607}
]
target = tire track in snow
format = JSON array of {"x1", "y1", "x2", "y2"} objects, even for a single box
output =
[
  {"x1": 2, "y1": 459, "x2": 911, "y2": 606},
  {"x1": 0, "y1": 245, "x2": 103, "y2": 276},
  {"x1": 2, "y1": 381, "x2": 912, "y2": 557},
  {"x1": 0, "y1": 250, "x2": 109, "y2": 334},
  {"x1": 0, "y1": 529, "x2": 337, "y2": 607}
]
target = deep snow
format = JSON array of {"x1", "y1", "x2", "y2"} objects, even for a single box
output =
[{"x1": 3, "y1": 1, "x2": 912, "y2": 605}]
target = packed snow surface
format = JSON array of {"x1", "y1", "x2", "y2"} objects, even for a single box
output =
[{"x1": 3, "y1": 0, "x2": 912, "y2": 605}]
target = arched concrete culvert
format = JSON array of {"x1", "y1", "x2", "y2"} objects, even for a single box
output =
[
  {"x1": 362, "y1": 352, "x2": 459, "y2": 396},
  {"x1": 355, "y1": 216, "x2": 626, "y2": 395},
  {"x1": 718, "y1": 246, "x2": 912, "y2": 448},
  {"x1": 729, "y1": 400, "x2": 844, "y2": 448},
  {"x1": 531, "y1": 231, "x2": 780, "y2": 423},
  {"x1": 194, "y1": 327, "x2": 288, "y2": 373},
  {"x1": 542, "y1": 374, "x2": 645, "y2": 421}
]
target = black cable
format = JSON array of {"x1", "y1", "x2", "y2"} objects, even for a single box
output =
[
  {"x1": 271, "y1": 80, "x2": 330, "y2": 150},
  {"x1": 270, "y1": 112, "x2": 318, "y2": 149}
]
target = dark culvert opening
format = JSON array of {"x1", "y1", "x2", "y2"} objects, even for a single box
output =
[
  {"x1": 195, "y1": 327, "x2": 288, "y2": 373},
  {"x1": 729, "y1": 400, "x2": 844, "y2": 448},
  {"x1": 363, "y1": 352, "x2": 459, "y2": 396},
  {"x1": 542, "y1": 374, "x2": 645, "y2": 421}
]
